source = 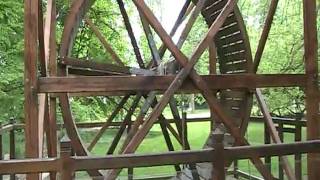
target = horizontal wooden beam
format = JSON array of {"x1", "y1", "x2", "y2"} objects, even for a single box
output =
[
  {"x1": 0, "y1": 140, "x2": 319, "y2": 174},
  {"x1": 69, "y1": 140, "x2": 320, "y2": 170},
  {"x1": 38, "y1": 74, "x2": 306, "y2": 94},
  {"x1": 61, "y1": 57, "x2": 155, "y2": 75},
  {"x1": 8, "y1": 116, "x2": 306, "y2": 132}
]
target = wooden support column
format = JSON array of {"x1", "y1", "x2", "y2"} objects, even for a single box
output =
[
  {"x1": 9, "y1": 119, "x2": 15, "y2": 180},
  {"x1": 303, "y1": 0, "x2": 320, "y2": 179},
  {"x1": 264, "y1": 121, "x2": 272, "y2": 172},
  {"x1": 209, "y1": 42, "x2": 218, "y2": 130},
  {"x1": 24, "y1": 0, "x2": 41, "y2": 179},
  {"x1": 212, "y1": 131, "x2": 226, "y2": 180},
  {"x1": 295, "y1": 123, "x2": 302, "y2": 180},
  {"x1": 43, "y1": 1, "x2": 58, "y2": 179},
  {"x1": 60, "y1": 137, "x2": 74, "y2": 180}
]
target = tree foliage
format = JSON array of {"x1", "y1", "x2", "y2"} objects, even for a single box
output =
[{"x1": 0, "y1": 0, "x2": 319, "y2": 123}]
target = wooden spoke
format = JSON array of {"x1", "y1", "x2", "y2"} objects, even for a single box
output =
[
  {"x1": 139, "y1": 13, "x2": 161, "y2": 66},
  {"x1": 116, "y1": 0, "x2": 145, "y2": 68},
  {"x1": 87, "y1": 95, "x2": 130, "y2": 151},
  {"x1": 176, "y1": 0, "x2": 207, "y2": 49},
  {"x1": 158, "y1": 0, "x2": 193, "y2": 58},
  {"x1": 253, "y1": 0, "x2": 279, "y2": 72},
  {"x1": 84, "y1": 17, "x2": 125, "y2": 66},
  {"x1": 107, "y1": 95, "x2": 142, "y2": 155}
]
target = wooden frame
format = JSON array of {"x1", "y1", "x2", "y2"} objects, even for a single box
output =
[{"x1": 20, "y1": 0, "x2": 319, "y2": 179}]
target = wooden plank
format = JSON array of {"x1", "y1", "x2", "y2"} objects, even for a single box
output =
[
  {"x1": 60, "y1": 57, "x2": 132, "y2": 74},
  {"x1": 38, "y1": 74, "x2": 307, "y2": 93},
  {"x1": 303, "y1": 0, "x2": 320, "y2": 179},
  {"x1": 0, "y1": 140, "x2": 319, "y2": 175}
]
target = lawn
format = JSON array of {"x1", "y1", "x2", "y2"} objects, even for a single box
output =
[
  {"x1": 2, "y1": 110, "x2": 307, "y2": 179},
  {"x1": 76, "y1": 120, "x2": 307, "y2": 179}
]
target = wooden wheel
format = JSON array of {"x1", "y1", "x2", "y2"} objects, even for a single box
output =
[{"x1": 58, "y1": 0, "x2": 255, "y2": 179}]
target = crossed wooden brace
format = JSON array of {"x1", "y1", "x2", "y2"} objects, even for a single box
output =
[{"x1": 106, "y1": 0, "x2": 274, "y2": 179}]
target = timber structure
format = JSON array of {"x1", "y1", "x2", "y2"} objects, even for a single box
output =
[{"x1": 0, "y1": 0, "x2": 319, "y2": 179}]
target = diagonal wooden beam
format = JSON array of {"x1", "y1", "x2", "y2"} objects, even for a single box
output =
[
  {"x1": 157, "y1": 0, "x2": 192, "y2": 58},
  {"x1": 176, "y1": 0, "x2": 207, "y2": 49},
  {"x1": 107, "y1": 95, "x2": 142, "y2": 155},
  {"x1": 116, "y1": 0, "x2": 145, "y2": 68},
  {"x1": 255, "y1": 89, "x2": 295, "y2": 180},
  {"x1": 251, "y1": 0, "x2": 295, "y2": 179},
  {"x1": 87, "y1": 95, "x2": 130, "y2": 151},
  {"x1": 106, "y1": 0, "x2": 273, "y2": 179},
  {"x1": 139, "y1": 13, "x2": 161, "y2": 66},
  {"x1": 84, "y1": 17, "x2": 125, "y2": 66},
  {"x1": 253, "y1": 0, "x2": 279, "y2": 72}
]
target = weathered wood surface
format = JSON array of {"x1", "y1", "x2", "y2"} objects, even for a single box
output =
[
  {"x1": 303, "y1": 0, "x2": 320, "y2": 179},
  {"x1": 1, "y1": 140, "x2": 319, "y2": 174},
  {"x1": 39, "y1": 74, "x2": 306, "y2": 93}
]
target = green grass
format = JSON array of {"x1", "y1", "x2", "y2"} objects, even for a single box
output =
[
  {"x1": 3, "y1": 115, "x2": 308, "y2": 179},
  {"x1": 75, "y1": 121, "x2": 307, "y2": 179}
]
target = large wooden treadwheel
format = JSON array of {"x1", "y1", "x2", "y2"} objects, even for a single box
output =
[{"x1": 58, "y1": 0, "x2": 258, "y2": 179}]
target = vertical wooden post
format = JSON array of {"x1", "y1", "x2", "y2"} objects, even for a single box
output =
[
  {"x1": 278, "y1": 123, "x2": 284, "y2": 180},
  {"x1": 303, "y1": 0, "x2": 319, "y2": 179},
  {"x1": 212, "y1": 131, "x2": 225, "y2": 180},
  {"x1": 264, "y1": 121, "x2": 271, "y2": 172},
  {"x1": 44, "y1": 2, "x2": 58, "y2": 180},
  {"x1": 24, "y1": 0, "x2": 41, "y2": 179},
  {"x1": 233, "y1": 160, "x2": 239, "y2": 178},
  {"x1": 128, "y1": 168, "x2": 133, "y2": 180},
  {"x1": 9, "y1": 119, "x2": 15, "y2": 180},
  {"x1": 295, "y1": 123, "x2": 302, "y2": 180},
  {"x1": 60, "y1": 137, "x2": 74, "y2": 180},
  {"x1": 209, "y1": 43, "x2": 217, "y2": 130},
  {"x1": 182, "y1": 112, "x2": 188, "y2": 150}
]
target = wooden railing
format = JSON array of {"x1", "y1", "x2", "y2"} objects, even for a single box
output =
[
  {"x1": 0, "y1": 136, "x2": 319, "y2": 179},
  {"x1": 0, "y1": 116, "x2": 310, "y2": 179}
]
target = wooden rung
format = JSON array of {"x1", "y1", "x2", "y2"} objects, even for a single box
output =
[
  {"x1": 218, "y1": 34, "x2": 243, "y2": 47},
  {"x1": 217, "y1": 23, "x2": 239, "y2": 37},
  {"x1": 221, "y1": 42, "x2": 245, "y2": 54}
]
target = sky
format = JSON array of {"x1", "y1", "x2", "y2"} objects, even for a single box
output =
[{"x1": 131, "y1": 0, "x2": 185, "y2": 43}]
